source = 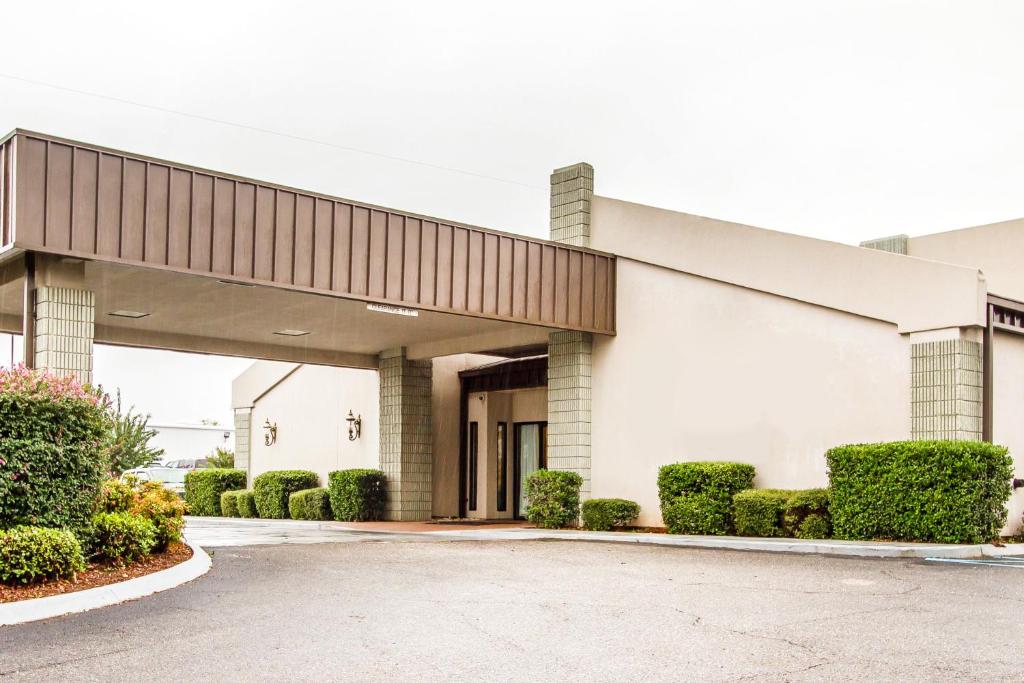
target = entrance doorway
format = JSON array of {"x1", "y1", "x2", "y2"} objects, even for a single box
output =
[{"x1": 513, "y1": 422, "x2": 547, "y2": 519}]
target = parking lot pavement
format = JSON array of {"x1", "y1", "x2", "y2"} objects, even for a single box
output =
[{"x1": 2, "y1": 538, "x2": 1023, "y2": 681}]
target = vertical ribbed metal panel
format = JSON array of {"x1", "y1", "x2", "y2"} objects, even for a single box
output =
[{"x1": 9, "y1": 131, "x2": 616, "y2": 334}]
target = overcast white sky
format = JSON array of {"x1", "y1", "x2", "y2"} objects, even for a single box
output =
[{"x1": 1, "y1": 0, "x2": 1022, "y2": 424}]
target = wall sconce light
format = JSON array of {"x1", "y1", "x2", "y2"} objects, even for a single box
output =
[
  {"x1": 345, "y1": 410, "x2": 362, "y2": 441},
  {"x1": 263, "y1": 419, "x2": 277, "y2": 446}
]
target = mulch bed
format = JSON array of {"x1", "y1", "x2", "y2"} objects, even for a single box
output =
[{"x1": 0, "y1": 542, "x2": 192, "y2": 603}]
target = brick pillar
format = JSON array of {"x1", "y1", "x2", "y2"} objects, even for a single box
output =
[
  {"x1": 34, "y1": 285, "x2": 95, "y2": 385},
  {"x1": 379, "y1": 348, "x2": 432, "y2": 521},
  {"x1": 547, "y1": 162, "x2": 594, "y2": 497},
  {"x1": 234, "y1": 408, "x2": 252, "y2": 478},
  {"x1": 911, "y1": 339, "x2": 983, "y2": 440},
  {"x1": 860, "y1": 234, "x2": 908, "y2": 254}
]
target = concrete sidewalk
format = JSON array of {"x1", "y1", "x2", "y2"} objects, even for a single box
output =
[{"x1": 185, "y1": 517, "x2": 1024, "y2": 558}]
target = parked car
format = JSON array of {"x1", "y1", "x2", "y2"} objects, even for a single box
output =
[
  {"x1": 164, "y1": 458, "x2": 211, "y2": 470},
  {"x1": 121, "y1": 466, "x2": 188, "y2": 496}
]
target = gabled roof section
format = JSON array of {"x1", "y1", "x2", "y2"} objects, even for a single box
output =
[{"x1": 590, "y1": 196, "x2": 987, "y2": 333}]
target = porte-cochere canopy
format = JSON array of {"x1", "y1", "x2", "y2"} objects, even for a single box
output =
[{"x1": 0, "y1": 130, "x2": 615, "y2": 339}]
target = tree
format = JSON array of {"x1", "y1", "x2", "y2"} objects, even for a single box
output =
[
  {"x1": 103, "y1": 390, "x2": 164, "y2": 474},
  {"x1": 207, "y1": 447, "x2": 235, "y2": 469}
]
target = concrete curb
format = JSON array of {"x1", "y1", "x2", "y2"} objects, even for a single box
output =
[
  {"x1": 0, "y1": 541, "x2": 211, "y2": 627},
  {"x1": 185, "y1": 517, "x2": 1024, "y2": 559}
]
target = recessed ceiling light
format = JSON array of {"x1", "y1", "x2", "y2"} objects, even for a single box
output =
[
  {"x1": 273, "y1": 329, "x2": 310, "y2": 337},
  {"x1": 367, "y1": 303, "x2": 419, "y2": 317},
  {"x1": 108, "y1": 310, "x2": 150, "y2": 319}
]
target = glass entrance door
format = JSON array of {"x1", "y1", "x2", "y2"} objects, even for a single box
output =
[{"x1": 514, "y1": 422, "x2": 547, "y2": 519}]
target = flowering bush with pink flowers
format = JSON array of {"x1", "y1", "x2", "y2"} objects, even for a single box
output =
[{"x1": 0, "y1": 365, "x2": 111, "y2": 535}]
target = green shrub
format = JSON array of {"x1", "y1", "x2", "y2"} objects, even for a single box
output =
[
  {"x1": 97, "y1": 478, "x2": 136, "y2": 513},
  {"x1": 132, "y1": 481, "x2": 186, "y2": 551},
  {"x1": 658, "y1": 462, "x2": 756, "y2": 534},
  {"x1": 0, "y1": 526, "x2": 86, "y2": 585},
  {"x1": 525, "y1": 470, "x2": 583, "y2": 529},
  {"x1": 733, "y1": 489, "x2": 793, "y2": 537},
  {"x1": 328, "y1": 469, "x2": 387, "y2": 522},
  {"x1": 289, "y1": 488, "x2": 333, "y2": 521},
  {"x1": 0, "y1": 366, "x2": 110, "y2": 535},
  {"x1": 581, "y1": 498, "x2": 641, "y2": 531},
  {"x1": 663, "y1": 493, "x2": 732, "y2": 535},
  {"x1": 254, "y1": 470, "x2": 319, "y2": 519},
  {"x1": 827, "y1": 440, "x2": 1013, "y2": 543},
  {"x1": 89, "y1": 512, "x2": 156, "y2": 565},
  {"x1": 184, "y1": 469, "x2": 247, "y2": 516},
  {"x1": 221, "y1": 490, "x2": 242, "y2": 518},
  {"x1": 784, "y1": 488, "x2": 830, "y2": 539},
  {"x1": 236, "y1": 491, "x2": 257, "y2": 518}
]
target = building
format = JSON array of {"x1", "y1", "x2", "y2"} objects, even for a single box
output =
[
  {"x1": 1, "y1": 129, "x2": 1021, "y2": 530},
  {"x1": 148, "y1": 422, "x2": 234, "y2": 464}
]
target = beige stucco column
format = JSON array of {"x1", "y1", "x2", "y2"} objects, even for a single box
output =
[
  {"x1": 547, "y1": 163, "x2": 594, "y2": 497},
  {"x1": 379, "y1": 347, "x2": 433, "y2": 521},
  {"x1": 26, "y1": 256, "x2": 95, "y2": 386}
]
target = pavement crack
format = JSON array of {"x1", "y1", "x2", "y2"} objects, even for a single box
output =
[{"x1": 0, "y1": 646, "x2": 138, "y2": 677}]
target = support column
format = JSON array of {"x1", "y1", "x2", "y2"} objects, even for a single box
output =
[
  {"x1": 547, "y1": 162, "x2": 594, "y2": 497},
  {"x1": 33, "y1": 285, "x2": 95, "y2": 385},
  {"x1": 379, "y1": 348, "x2": 432, "y2": 521},
  {"x1": 911, "y1": 336, "x2": 983, "y2": 441},
  {"x1": 233, "y1": 408, "x2": 252, "y2": 478}
]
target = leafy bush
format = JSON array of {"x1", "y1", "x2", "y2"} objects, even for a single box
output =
[
  {"x1": 131, "y1": 481, "x2": 186, "y2": 551},
  {"x1": 102, "y1": 389, "x2": 164, "y2": 474},
  {"x1": 581, "y1": 498, "x2": 640, "y2": 531},
  {"x1": 0, "y1": 366, "x2": 110, "y2": 535},
  {"x1": 784, "y1": 488, "x2": 830, "y2": 539},
  {"x1": 253, "y1": 470, "x2": 320, "y2": 519},
  {"x1": 0, "y1": 526, "x2": 86, "y2": 585},
  {"x1": 827, "y1": 441, "x2": 1013, "y2": 543},
  {"x1": 206, "y1": 447, "x2": 235, "y2": 469},
  {"x1": 89, "y1": 512, "x2": 156, "y2": 565},
  {"x1": 236, "y1": 491, "x2": 257, "y2": 518},
  {"x1": 97, "y1": 478, "x2": 136, "y2": 513},
  {"x1": 658, "y1": 462, "x2": 756, "y2": 534},
  {"x1": 732, "y1": 489, "x2": 793, "y2": 537},
  {"x1": 328, "y1": 469, "x2": 387, "y2": 522},
  {"x1": 662, "y1": 493, "x2": 732, "y2": 535},
  {"x1": 289, "y1": 488, "x2": 333, "y2": 521},
  {"x1": 221, "y1": 490, "x2": 242, "y2": 518},
  {"x1": 184, "y1": 469, "x2": 247, "y2": 516},
  {"x1": 525, "y1": 470, "x2": 583, "y2": 529}
]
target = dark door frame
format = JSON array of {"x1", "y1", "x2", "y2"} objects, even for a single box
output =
[
  {"x1": 458, "y1": 356, "x2": 547, "y2": 518},
  {"x1": 512, "y1": 421, "x2": 548, "y2": 520}
]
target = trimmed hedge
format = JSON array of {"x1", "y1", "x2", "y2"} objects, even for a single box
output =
[
  {"x1": 221, "y1": 490, "x2": 243, "y2": 518},
  {"x1": 0, "y1": 367, "x2": 109, "y2": 535},
  {"x1": 328, "y1": 469, "x2": 387, "y2": 522},
  {"x1": 253, "y1": 470, "x2": 319, "y2": 519},
  {"x1": 98, "y1": 478, "x2": 136, "y2": 513},
  {"x1": 733, "y1": 489, "x2": 793, "y2": 537},
  {"x1": 289, "y1": 488, "x2": 333, "y2": 521},
  {"x1": 236, "y1": 491, "x2": 257, "y2": 518},
  {"x1": 658, "y1": 462, "x2": 756, "y2": 535},
  {"x1": 784, "y1": 488, "x2": 830, "y2": 539},
  {"x1": 663, "y1": 492, "x2": 731, "y2": 535},
  {"x1": 581, "y1": 498, "x2": 641, "y2": 531},
  {"x1": 0, "y1": 526, "x2": 86, "y2": 585},
  {"x1": 89, "y1": 512, "x2": 156, "y2": 565},
  {"x1": 184, "y1": 469, "x2": 247, "y2": 517},
  {"x1": 525, "y1": 470, "x2": 583, "y2": 529},
  {"x1": 828, "y1": 441, "x2": 1013, "y2": 543}
]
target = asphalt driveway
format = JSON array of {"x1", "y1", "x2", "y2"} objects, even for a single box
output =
[{"x1": 2, "y1": 538, "x2": 1023, "y2": 681}]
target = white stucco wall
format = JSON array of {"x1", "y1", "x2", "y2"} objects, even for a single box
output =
[
  {"x1": 249, "y1": 365, "x2": 380, "y2": 487},
  {"x1": 149, "y1": 424, "x2": 234, "y2": 463},
  {"x1": 994, "y1": 330, "x2": 1024, "y2": 535},
  {"x1": 592, "y1": 258, "x2": 911, "y2": 527},
  {"x1": 909, "y1": 219, "x2": 1024, "y2": 302}
]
